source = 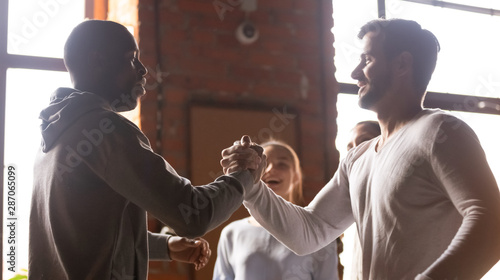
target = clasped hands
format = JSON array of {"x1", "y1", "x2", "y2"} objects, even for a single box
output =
[
  {"x1": 220, "y1": 135, "x2": 267, "y2": 183},
  {"x1": 168, "y1": 136, "x2": 265, "y2": 270}
]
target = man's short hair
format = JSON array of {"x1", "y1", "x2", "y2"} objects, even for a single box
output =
[
  {"x1": 64, "y1": 20, "x2": 131, "y2": 75},
  {"x1": 358, "y1": 19, "x2": 440, "y2": 96},
  {"x1": 356, "y1": 120, "x2": 381, "y2": 135}
]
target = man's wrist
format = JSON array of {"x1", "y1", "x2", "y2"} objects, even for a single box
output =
[{"x1": 228, "y1": 170, "x2": 254, "y2": 197}]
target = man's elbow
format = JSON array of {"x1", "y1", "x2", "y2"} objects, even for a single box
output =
[{"x1": 170, "y1": 220, "x2": 211, "y2": 239}]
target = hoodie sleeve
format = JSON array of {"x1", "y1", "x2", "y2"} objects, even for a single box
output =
[
  {"x1": 85, "y1": 112, "x2": 252, "y2": 238},
  {"x1": 148, "y1": 232, "x2": 171, "y2": 261}
]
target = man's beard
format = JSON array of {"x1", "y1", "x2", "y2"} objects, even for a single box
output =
[
  {"x1": 358, "y1": 74, "x2": 391, "y2": 110},
  {"x1": 109, "y1": 86, "x2": 143, "y2": 112}
]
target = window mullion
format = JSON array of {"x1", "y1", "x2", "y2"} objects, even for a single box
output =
[
  {"x1": 338, "y1": 82, "x2": 500, "y2": 115},
  {"x1": 5, "y1": 54, "x2": 66, "y2": 72},
  {"x1": 378, "y1": 0, "x2": 386, "y2": 18}
]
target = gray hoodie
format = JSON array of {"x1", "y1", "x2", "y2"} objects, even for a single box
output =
[{"x1": 29, "y1": 88, "x2": 252, "y2": 280}]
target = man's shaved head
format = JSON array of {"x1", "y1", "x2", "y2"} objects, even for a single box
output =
[
  {"x1": 63, "y1": 20, "x2": 147, "y2": 111},
  {"x1": 64, "y1": 20, "x2": 136, "y2": 77}
]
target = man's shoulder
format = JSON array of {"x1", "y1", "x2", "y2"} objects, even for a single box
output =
[
  {"x1": 82, "y1": 109, "x2": 143, "y2": 135},
  {"x1": 416, "y1": 109, "x2": 462, "y2": 126},
  {"x1": 405, "y1": 109, "x2": 464, "y2": 137}
]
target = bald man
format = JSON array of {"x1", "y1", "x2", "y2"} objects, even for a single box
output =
[{"x1": 29, "y1": 20, "x2": 261, "y2": 280}]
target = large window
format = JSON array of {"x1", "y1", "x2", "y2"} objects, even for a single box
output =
[
  {"x1": 333, "y1": 1, "x2": 500, "y2": 279},
  {"x1": 3, "y1": 69, "x2": 72, "y2": 278},
  {"x1": 0, "y1": 1, "x2": 106, "y2": 278}
]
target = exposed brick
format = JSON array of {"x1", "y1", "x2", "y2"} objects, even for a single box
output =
[
  {"x1": 293, "y1": 0, "x2": 319, "y2": 14},
  {"x1": 162, "y1": 106, "x2": 186, "y2": 124},
  {"x1": 275, "y1": 11, "x2": 316, "y2": 25},
  {"x1": 298, "y1": 101, "x2": 322, "y2": 115},
  {"x1": 163, "y1": 138, "x2": 186, "y2": 152},
  {"x1": 163, "y1": 28, "x2": 188, "y2": 41},
  {"x1": 248, "y1": 52, "x2": 296, "y2": 68},
  {"x1": 257, "y1": 24, "x2": 295, "y2": 41},
  {"x1": 215, "y1": 33, "x2": 243, "y2": 48},
  {"x1": 138, "y1": 6, "x2": 155, "y2": 22},
  {"x1": 261, "y1": 0, "x2": 294, "y2": 10},
  {"x1": 159, "y1": 10, "x2": 186, "y2": 27},
  {"x1": 301, "y1": 116, "x2": 324, "y2": 134},
  {"x1": 283, "y1": 41, "x2": 319, "y2": 56},
  {"x1": 192, "y1": 29, "x2": 216, "y2": 45},
  {"x1": 200, "y1": 47, "x2": 245, "y2": 64},
  {"x1": 160, "y1": 39, "x2": 183, "y2": 55},
  {"x1": 164, "y1": 87, "x2": 189, "y2": 104},
  {"x1": 259, "y1": 40, "x2": 286, "y2": 53},
  {"x1": 164, "y1": 73, "x2": 205, "y2": 89},
  {"x1": 178, "y1": 0, "x2": 215, "y2": 15},
  {"x1": 253, "y1": 83, "x2": 298, "y2": 100},
  {"x1": 272, "y1": 70, "x2": 302, "y2": 85},
  {"x1": 295, "y1": 26, "x2": 320, "y2": 41},
  {"x1": 139, "y1": 55, "x2": 157, "y2": 69},
  {"x1": 228, "y1": 65, "x2": 273, "y2": 82},
  {"x1": 136, "y1": 0, "x2": 339, "y2": 278},
  {"x1": 297, "y1": 56, "x2": 322, "y2": 77},
  {"x1": 178, "y1": 58, "x2": 227, "y2": 77},
  {"x1": 302, "y1": 164, "x2": 325, "y2": 179}
]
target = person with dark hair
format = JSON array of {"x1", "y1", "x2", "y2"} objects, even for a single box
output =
[
  {"x1": 357, "y1": 19, "x2": 440, "y2": 96},
  {"x1": 346, "y1": 120, "x2": 381, "y2": 280},
  {"x1": 29, "y1": 20, "x2": 263, "y2": 280},
  {"x1": 346, "y1": 121, "x2": 380, "y2": 151},
  {"x1": 221, "y1": 18, "x2": 500, "y2": 280},
  {"x1": 214, "y1": 140, "x2": 338, "y2": 280}
]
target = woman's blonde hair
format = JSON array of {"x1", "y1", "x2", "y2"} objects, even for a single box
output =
[{"x1": 261, "y1": 140, "x2": 306, "y2": 207}]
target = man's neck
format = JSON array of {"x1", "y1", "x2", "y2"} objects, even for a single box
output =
[{"x1": 376, "y1": 103, "x2": 423, "y2": 151}]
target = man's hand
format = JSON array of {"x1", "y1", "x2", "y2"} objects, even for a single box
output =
[
  {"x1": 168, "y1": 236, "x2": 211, "y2": 270},
  {"x1": 221, "y1": 135, "x2": 267, "y2": 183}
]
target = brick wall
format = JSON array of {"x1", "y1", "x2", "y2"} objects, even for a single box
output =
[
  {"x1": 138, "y1": 0, "x2": 338, "y2": 198},
  {"x1": 135, "y1": 0, "x2": 339, "y2": 278}
]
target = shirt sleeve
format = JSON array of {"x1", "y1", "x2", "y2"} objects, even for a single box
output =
[
  {"x1": 87, "y1": 113, "x2": 254, "y2": 239},
  {"x1": 148, "y1": 232, "x2": 171, "y2": 261},
  {"x1": 243, "y1": 160, "x2": 355, "y2": 256},
  {"x1": 213, "y1": 227, "x2": 235, "y2": 280},
  {"x1": 421, "y1": 116, "x2": 500, "y2": 279}
]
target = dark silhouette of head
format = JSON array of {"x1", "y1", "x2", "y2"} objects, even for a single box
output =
[{"x1": 64, "y1": 20, "x2": 147, "y2": 111}]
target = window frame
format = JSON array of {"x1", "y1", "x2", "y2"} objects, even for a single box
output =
[{"x1": 0, "y1": 0, "x2": 108, "y2": 270}]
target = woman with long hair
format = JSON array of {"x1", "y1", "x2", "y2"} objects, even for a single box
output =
[{"x1": 213, "y1": 140, "x2": 339, "y2": 280}]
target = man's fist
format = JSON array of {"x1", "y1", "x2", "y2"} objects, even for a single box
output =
[{"x1": 222, "y1": 135, "x2": 267, "y2": 183}]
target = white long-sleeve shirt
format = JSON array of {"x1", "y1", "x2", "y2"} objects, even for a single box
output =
[
  {"x1": 243, "y1": 109, "x2": 500, "y2": 280},
  {"x1": 214, "y1": 217, "x2": 339, "y2": 280}
]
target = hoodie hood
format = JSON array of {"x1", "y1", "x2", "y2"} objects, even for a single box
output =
[{"x1": 40, "y1": 87, "x2": 112, "y2": 152}]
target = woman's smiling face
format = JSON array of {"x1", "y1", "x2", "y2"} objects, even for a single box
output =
[{"x1": 262, "y1": 145, "x2": 297, "y2": 200}]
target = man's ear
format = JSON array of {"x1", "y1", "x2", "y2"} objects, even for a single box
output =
[
  {"x1": 392, "y1": 51, "x2": 413, "y2": 77},
  {"x1": 87, "y1": 51, "x2": 108, "y2": 75}
]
